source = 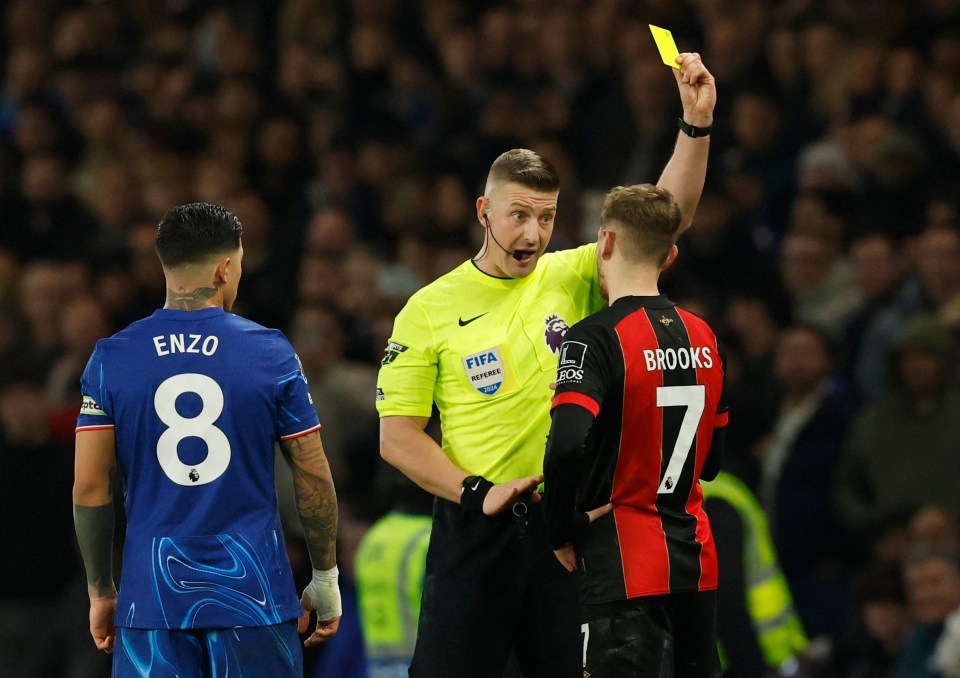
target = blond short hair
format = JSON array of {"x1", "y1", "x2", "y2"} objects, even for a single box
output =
[
  {"x1": 600, "y1": 184, "x2": 681, "y2": 264},
  {"x1": 486, "y1": 149, "x2": 560, "y2": 193}
]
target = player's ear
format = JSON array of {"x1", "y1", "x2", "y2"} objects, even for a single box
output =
[
  {"x1": 660, "y1": 244, "x2": 679, "y2": 272},
  {"x1": 214, "y1": 255, "x2": 231, "y2": 286},
  {"x1": 598, "y1": 229, "x2": 616, "y2": 260}
]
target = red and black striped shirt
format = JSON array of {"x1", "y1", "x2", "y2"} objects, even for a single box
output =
[{"x1": 544, "y1": 294, "x2": 728, "y2": 604}]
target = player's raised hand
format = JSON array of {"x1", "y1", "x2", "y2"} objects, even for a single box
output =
[
  {"x1": 89, "y1": 593, "x2": 117, "y2": 653},
  {"x1": 483, "y1": 474, "x2": 544, "y2": 516},
  {"x1": 673, "y1": 53, "x2": 716, "y2": 127},
  {"x1": 299, "y1": 567, "x2": 343, "y2": 647}
]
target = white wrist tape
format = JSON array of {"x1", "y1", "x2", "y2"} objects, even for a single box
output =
[{"x1": 302, "y1": 565, "x2": 342, "y2": 621}]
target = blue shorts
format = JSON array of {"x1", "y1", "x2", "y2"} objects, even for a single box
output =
[{"x1": 113, "y1": 620, "x2": 302, "y2": 678}]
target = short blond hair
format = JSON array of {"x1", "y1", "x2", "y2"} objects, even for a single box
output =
[
  {"x1": 600, "y1": 184, "x2": 680, "y2": 264},
  {"x1": 486, "y1": 149, "x2": 560, "y2": 193}
]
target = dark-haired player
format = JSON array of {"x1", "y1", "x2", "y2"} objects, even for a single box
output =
[
  {"x1": 377, "y1": 55, "x2": 716, "y2": 676},
  {"x1": 73, "y1": 202, "x2": 341, "y2": 676},
  {"x1": 545, "y1": 184, "x2": 728, "y2": 677}
]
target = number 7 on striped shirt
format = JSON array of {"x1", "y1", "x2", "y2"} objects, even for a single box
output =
[{"x1": 655, "y1": 385, "x2": 706, "y2": 495}]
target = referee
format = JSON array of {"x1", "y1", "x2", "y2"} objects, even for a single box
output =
[
  {"x1": 377, "y1": 55, "x2": 716, "y2": 677},
  {"x1": 545, "y1": 184, "x2": 728, "y2": 678}
]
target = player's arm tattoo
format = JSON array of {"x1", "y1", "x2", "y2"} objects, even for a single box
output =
[
  {"x1": 165, "y1": 286, "x2": 219, "y2": 310},
  {"x1": 279, "y1": 432, "x2": 338, "y2": 569}
]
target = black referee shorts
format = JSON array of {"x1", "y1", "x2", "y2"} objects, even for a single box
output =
[
  {"x1": 582, "y1": 590, "x2": 720, "y2": 678},
  {"x1": 409, "y1": 497, "x2": 581, "y2": 678}
]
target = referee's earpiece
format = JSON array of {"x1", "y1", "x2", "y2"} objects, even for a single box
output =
[{"x1": 482, "y1": 209, "x2": 490, "y2": 227}]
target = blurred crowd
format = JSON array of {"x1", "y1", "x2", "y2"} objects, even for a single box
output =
[{"x1": 2, "y1": 0, "x2": 960, "y2": 676}]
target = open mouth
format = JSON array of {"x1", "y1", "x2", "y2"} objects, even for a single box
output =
[{"x1": 513, "y1": 250, "x2": 536, "y2": 263}]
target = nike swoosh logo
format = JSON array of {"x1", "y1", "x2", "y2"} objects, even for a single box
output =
[
  {"x1": 470, "y1": 480, "x2": 481, "y2": 491},
  {"x1": 458, "y1": 313, "x2": 488, "y2": 327}
]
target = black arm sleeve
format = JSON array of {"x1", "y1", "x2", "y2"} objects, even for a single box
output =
[
  {"x1": 73, "y1": 502, "x2": 116, "y2": 595},
  {"x1": 702, "y1": 341, "x2": 729, "y2": 483},
  {"x1": 700, "y1": 426, "x2": 725, "y2": 482},
  {"x1": 705, "y1": 496, "x2": 768, "y2": 677},
  {"x1": 544, "y1": 402, "x2": 596, "y2": 550}
]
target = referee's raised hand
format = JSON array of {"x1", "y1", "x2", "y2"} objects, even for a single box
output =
[
  {"x1": 673, "y1": 52, "x2": 716, "y2": 128},
  {"x1": 482, "y1": 474, "x2": 544, "y2": 516}
]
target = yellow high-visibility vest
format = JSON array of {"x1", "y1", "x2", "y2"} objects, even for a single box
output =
[
  {"x1": 355, "y1": 511, "x2": 432, "y2": 663},
  {"x1": 703, "y1": 471, "x2": 807, "y2": 671}
]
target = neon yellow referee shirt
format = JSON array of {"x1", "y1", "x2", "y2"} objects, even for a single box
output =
[{"x1": 376, "y1": 243, "x2": 604, "y2": 483}]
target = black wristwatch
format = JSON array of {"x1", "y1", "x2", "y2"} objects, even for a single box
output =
[{"x1": 678, "y1": 117, "x2": 712, "y2": 138}]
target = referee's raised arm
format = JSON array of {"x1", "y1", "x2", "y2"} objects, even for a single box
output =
[{"x1": 656, "y1": 52, "x2": 716, "y2": 236}]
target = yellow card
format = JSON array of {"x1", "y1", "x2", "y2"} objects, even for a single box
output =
[{"x1": 649, "y1": 24, "x2": 681, "y2": 69}]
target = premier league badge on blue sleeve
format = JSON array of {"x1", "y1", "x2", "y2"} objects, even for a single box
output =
[{"x1": 462, "y1": 348, "x2": 504, "y2": 395}]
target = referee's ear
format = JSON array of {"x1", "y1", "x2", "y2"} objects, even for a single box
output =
[{"x1": 476, "y1": 197, "x2": 490, "y2": 226}]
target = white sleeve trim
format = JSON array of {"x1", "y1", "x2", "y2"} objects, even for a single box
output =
[{"x1": 279, "y1": 422, "x2": 322, "y2": 440}]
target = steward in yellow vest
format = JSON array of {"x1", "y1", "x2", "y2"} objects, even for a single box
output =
[
  {"x1": 703, "y1": 471, "x2": 807, "y2": 677},
  {"x1": 355, "y1": 510, "x2": 432, "y2": 678}
]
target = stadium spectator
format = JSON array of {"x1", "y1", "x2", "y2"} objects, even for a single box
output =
[
  {"x1": 837, "y1": 315, "x2": 960, "y2": 538},
  {"x1": 17, "y1": 259, "x2": 87, "y2": 364},
  {"x1": 892, "y1": 543, "x2": 960, "y2": 678},
  {"x1": 721, "y1": 294, "x2": 790, "y2": 487},
  {"x1": 660, "y1": 186, "x2": 771, "y2": 299},
  {"x1": 0, "y1": 361, "x2": 110, "y2": 677},
  {"x1": 288, "y1": 304, "x2": 378, "y2": 506},
  {"x1": 828, "y1": 561, "x2": 910, "y2": 678},
  {"x1": 910, "y1": 506, "x2": 960, "y2": 553},
  {"x1": 843, "y1": 230, "x2": 913, "y2": 401},
  {"x1": 47, "y1": 294, "x2": 110, "y2": 405},
  {"x1": 916, "y1": 222, "x2": 960, "y2": 316},
  {"x1": 778, "y1": 229, "x2": 860, "y2": 340},
  {"x1": 758, "y1": 323, "x2": 860, "y2": 639}
]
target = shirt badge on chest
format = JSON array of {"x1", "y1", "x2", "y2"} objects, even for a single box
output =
[{"x1": 463, "y1": 347, "x2": 504, "y2": 395}]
